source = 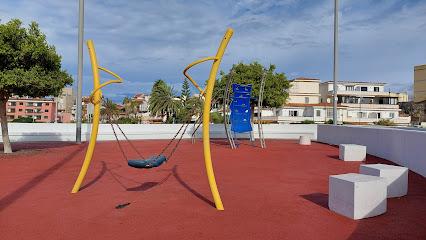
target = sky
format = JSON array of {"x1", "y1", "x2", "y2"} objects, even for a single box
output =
[{"x1": 1, "y1": 0, "x2": 425, "y2": 103}]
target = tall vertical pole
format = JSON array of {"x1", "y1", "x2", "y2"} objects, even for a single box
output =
[
  {"x1": 54, "y1": 97, "x2": 58, "y2": 123},
  {"x1": 333, "y1": 0, "x2": 338, "y2": 125},
  {"x1": 76, "y1": 0, "x2": 84, "y2": 143}
]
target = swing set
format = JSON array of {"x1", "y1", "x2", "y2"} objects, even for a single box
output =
[{"x1": 71, "y1": 29, "x2": 233, "y2": 211}]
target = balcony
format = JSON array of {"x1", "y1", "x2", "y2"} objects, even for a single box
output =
[
  {"x1": 328, "y1": 90, "x2": 390, "y2": 97},
  {"x1": 342, "y1": 103, "x2": 400, "y2": 109}
]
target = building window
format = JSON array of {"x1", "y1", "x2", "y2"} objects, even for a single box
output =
[
  {"x1": 19, "y1": 109, "x2": 22, "y2": 112},
  {"x1": 305, "y1": 97, "x2": 309, "y2": 104},
  {"x1": 7, "y1": 115, "x2": 14, "y2": 119},
  {"x1": 327, "y1": 109, "x2": 333, "y2": 117},
  {"x1": 361, "y1": 87, "x2": 367, "y2": 91},
  {"x1": 7, "y1": 108, "x2": 15, "y2": 113},
  {"x1": 289, "y1": 111, "x2": 298, "y2": 117},
  {"x1": 346, "y1": 86, "x2": 354, "y2": 91},
  {"x1": 19, "y1": 102, "x2": 24, "y2": 105},
  {"x1": 374, "y1": 87, "x2": 379, "y2": 92},
  {"x1": 358, "y1": 112, "x2": 366, "y2": 118},
  {"x1": 44, "y1": 116, "x2": 48, "y2": 119},
  {"x1": 8, "y1": 102, "x2": 16, "y2": 106},
  {"x1": 45, "y1": 109, "x2": 49, "y2": 112},
  {"x1": 46, "y1": 103, "x2": 50, "y2": 106},
  {"x1": 34, "y1": 115, "x2": 41, "y2": 120},
  {"x1": 316, "y1": 110, "x2": 321, "y2": 117},
  {"x1": 389, "y1": 113, "x2": 395, "y2": 118}
]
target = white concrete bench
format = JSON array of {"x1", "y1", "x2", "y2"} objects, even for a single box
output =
[
  {"x1": 360, "y1": 164, "x2": 408, "y2": 198},
  {"x1": 329, "y1": 173, "x2": 387, "y2": 220},
  {"x1": 299, "y1": 135, "x2": 311, "y2": 145},
  {"x1": 339, "y1": 144, "x2": 366, "y2": 161}
]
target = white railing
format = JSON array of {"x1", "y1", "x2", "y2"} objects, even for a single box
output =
[
  {"x1": 328, "y1": 90, "x2": 390, "y2": 96},
  {"x1": 342, "y1": 103, "x2": 400, "y2": 109}
]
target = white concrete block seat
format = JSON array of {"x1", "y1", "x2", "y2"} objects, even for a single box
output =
[
  {"x1": 329, "y1": 173, "x2": 387, "y2": 220},
  {"x1": 360, "y1": 164, "x2": 408, "y2": 198},
  {"x1": 339, "y1": 144, "x2": 366, "y2": 161},
  {"x1": 299, "y1": 135, "x2": 311, "y2": 145}
]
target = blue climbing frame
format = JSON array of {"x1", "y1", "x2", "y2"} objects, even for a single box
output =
[{"x1": 230, "y1": 83, "x2": 254, "y2": 148}]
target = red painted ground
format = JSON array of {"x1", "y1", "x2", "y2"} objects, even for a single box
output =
[{"x1": 0, "y1": 139, "x2": 425, "y2": 240}]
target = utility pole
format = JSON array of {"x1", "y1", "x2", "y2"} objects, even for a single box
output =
[
  {"x1": 55, "y1": 97, "x2": 58, "y2": 123},
  {"x1": 76, "y1": 0, "x2": 84, "y2": 143},
  {"x1": 333, "y1": 0, "x2": 339, "y2": 125}
]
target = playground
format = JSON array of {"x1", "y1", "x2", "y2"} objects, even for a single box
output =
[{"x1": 1, "y1": 139, "x2": 425, "y2": 239}]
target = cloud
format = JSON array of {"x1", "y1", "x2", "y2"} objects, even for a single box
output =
[{"x1": 2, "y1": 0, "x2": 425, "y2": 103}]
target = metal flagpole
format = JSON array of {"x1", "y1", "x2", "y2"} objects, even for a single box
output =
[{"x1": 76, "y1": 0, "x2": 84, "y2": 143}]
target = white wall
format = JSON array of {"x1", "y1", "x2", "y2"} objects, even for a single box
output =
[
  {"x1": 317, "y1": 125, "x2": 426, "y2": 177},
  {"x1": 1, "y1": 123, "x2": 318, "y2": 142},
  {"x1": 3, "y1": 123, "x2": 424, "y2": 177}
]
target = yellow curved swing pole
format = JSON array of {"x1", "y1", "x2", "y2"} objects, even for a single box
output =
[
  {"x1": 71, "y1": 40, "x2": 123, "y2": 193},
  {"x1": 184, "y1": 29, "x2": 233, "y2": 210}
]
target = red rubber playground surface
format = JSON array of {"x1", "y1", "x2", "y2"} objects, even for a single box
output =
[{"x1": 1, "y1": 139, "x2": 425, "y2": 239}]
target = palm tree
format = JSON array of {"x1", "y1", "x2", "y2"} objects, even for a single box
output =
[
  {"x1": 122, "y1": 96, "x2": 132, "y2": 117},
  {"x1": 149, "y1": 81, "x2": 181, "y2": 123},
  {"x1": 129, "y1": 100, "x2": 140, "y2": 118},
  {"x1": 100, "y1": 99, "x2": 119, "y2": 123}
]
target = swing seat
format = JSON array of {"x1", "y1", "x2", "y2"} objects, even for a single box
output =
[{"x1": 128, "y1": 155, "x2": 167, "y2": 168}]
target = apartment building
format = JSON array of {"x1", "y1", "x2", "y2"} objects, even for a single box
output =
[
  {"x1": 260, "y1": 79, "x2": 410, "y2": 125},
  {"x1": 414, "y1": 64, "x2": 426, "y2": 102},
  {"x1": 287, "y1": 78, "x2": 321, "y2": 104},
  {"x1": 132, "y1": 94, "x2": 150, "y2": 112},
  {"x1": 57, "y1": 88, "x2": 76, "y2": 114},
  {"x1": 319, "y1": 81, "x2": 410, "y2": 125},
  {"x1": 56, "y1": 88, "x2": 77, "y2": 122},
  {"x1": 6, "y1": 97, "x2": 56, "y2": 122}
]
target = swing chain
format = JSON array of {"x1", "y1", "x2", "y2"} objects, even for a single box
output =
[
  {"x1": 151, "y1": 92, "x2": 204, "y2": 166},
  {"x1": 102, "y1": 97, "x2": 146, "y2": 161},
  {"x1": 102, "y1": 91, "x2": 203, "y2": 167}
]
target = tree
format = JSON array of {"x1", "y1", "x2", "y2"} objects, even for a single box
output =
[
  {"x1": 400, "y1": 101, "x2": 426, "y2": 124},
  {"x1": 175, "y1": 95, "x2": 204, "y2": 124},
  {"x1": 148, "y1": 79, "x2": 181, "y2": 123},
  {"x1": 122, "y1": 96, "x2": 132, "y2": 117},
  {"x1": 181, "y1": 78, "x2": 191, "y2": 102},
  {"x1": 129, "y1": 100, "x2": 140, "y2": 117},
  {"x1": 0, "y1": 19, "x2": 73, "y2": 153},
  {"x1": 100, "y1": 99, "x2": 119, "y2": 122},
  {"x1": 214, "y1": 62, "x2": 291, "y2": 108}
]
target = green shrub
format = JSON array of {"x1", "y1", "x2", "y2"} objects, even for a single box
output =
[
  {"x1": 210, "y1": 112, "x2": 224, "y2": 124},
  {"x1": 374, "y1": 119, "x2": 396, "y2": 126},
  {"x1": 117, "y1": 117, "x2": 139, "y2": 124},
  {"x1": 300, "y1": 120, "x2": 315, "y2": 124},
  {"x1": 12, "y1": 117, "x2": 33, "y2": 123},
  {"x1": 325, "y1": 119, "x2": 333, "y2": 124}
]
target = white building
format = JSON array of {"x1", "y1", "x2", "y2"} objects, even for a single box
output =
[
  {"x1": 260, "y1": 78, "x2": 410, "y2": 125},
  {"x1": 319, "y1": 81, "x2": 410, "y2": 125},
  {"x1": 132, "y1": 94, "x2": 150, "y2": 112}
]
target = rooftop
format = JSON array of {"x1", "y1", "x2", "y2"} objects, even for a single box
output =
[{"x1": 1, "y1": 139, "x2": 425, "y2": 239}]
